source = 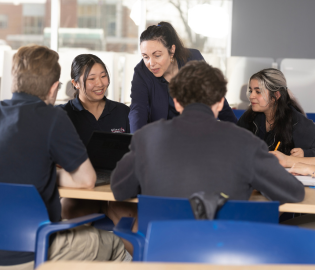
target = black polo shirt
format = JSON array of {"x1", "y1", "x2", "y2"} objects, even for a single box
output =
[
  {"x1": 59, "y1": 96, "x2": 130, "y2": 146},
  {"x1": 0, "y1": 92, "x2": 88, "y2": 266}
]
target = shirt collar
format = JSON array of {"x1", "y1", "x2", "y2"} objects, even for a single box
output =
[
  {"x1": 11, "y1": 92, "x2": 43, "y2": 102},
  {"x1": 70, "y1": 95, "x2": 117, "y2": 117},
  {"x1": 182, "y1": 103, "x2": 215, "y2": 117},
  {"x1": 71, "y1": 95, "x2": 85, "y2": 111},
  {"x1": 71, "y1": 95, "x2": 110, "y2": 111}
]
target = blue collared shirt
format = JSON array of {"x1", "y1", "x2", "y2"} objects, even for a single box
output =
[{"x1": 0, "y1": 92, "x2": 87, "y2": 265}]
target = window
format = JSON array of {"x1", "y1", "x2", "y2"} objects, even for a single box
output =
[
  {"x1": 77, "y1": 4, "x2": 99, "y2": 28},
  {"x1": 77, "y1": 2, "x2": 116, "y2": 36},
  {"x1": 22, "y1": 4, "x2": 45, "y2": 35},
  {"x1": 105, "y1": 5, "x2": 116, "y2": 36},
  {"x1": 23, "y1": 17, "x2": 44, "y2": 34},
  {"x1": 0, "y1": 15, "x2": 8, "y2": 29}
]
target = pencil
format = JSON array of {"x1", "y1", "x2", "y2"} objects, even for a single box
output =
[{"x1": 274, "y1": 141, "x2": 281, "y2": 151}]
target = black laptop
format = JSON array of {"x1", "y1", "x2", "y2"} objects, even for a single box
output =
[{"x1": 86, "y1": 131, "x2": 132, "y2": 186}]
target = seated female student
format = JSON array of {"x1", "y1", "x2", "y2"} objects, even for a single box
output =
[
  {"x1": 59, "y1": 55, "x2": 136, "y2": 254},
  {"x1": 129, "y1": 21, "x2": 237, "y2": 133},
  {"x1": 60, "y1": 54, "x2": 130, "y2": 146},
  {"x1": 237, "y1": 68, "x2": 315, "y2": 157}
]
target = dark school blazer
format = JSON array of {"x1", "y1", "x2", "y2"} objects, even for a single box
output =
[{"x1": 111, "y1": 103, "x2": 304, "y2": 203}]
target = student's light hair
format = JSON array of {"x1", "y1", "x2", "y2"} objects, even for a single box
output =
[{"x1": 11, "y1": 45, "x2": 61, "y2": 100}]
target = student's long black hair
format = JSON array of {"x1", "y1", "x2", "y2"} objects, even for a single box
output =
[
  {"x1": 71, "y1": 54, "x2": 110, "y2": 98},
  {"x1": 243, "y1": 68, "x2": 304, "y2": 155},
  {"x1": 140, "y1": 21, "x2": 190, "y2": 64}
]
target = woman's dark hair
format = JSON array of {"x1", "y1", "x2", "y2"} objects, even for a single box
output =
[
  {"x1": 243, "y1": 68, "x2": 303, "y2": 155},
  {"x1": 140, "y1": 21, "x2": 190, "y2": 63},
  {"x1": 71, "y1": 54, "x2": 110, "y2": 98}
]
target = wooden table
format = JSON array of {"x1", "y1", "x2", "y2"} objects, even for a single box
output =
[
  {"x1": 38, "y1": 261, "x2": 315, "y2": 270},
  {"x1": 59, "y1": 185, "x2": 138, "y2": 203},
  {"x1": 250, "y1": 187, "x2": 315, "y2": 214},
  {"x1": 59, "y1": 186, "x2": 315, "y2": 214}
]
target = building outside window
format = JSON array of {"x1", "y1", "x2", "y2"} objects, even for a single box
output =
[
  {"x1": 22, "y1": 4, "x2": 45, "y2": 35},
  {"x1": 0, "y1": 15, "x2": 8, "y2": 29}
]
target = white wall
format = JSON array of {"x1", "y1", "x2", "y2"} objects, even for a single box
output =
[
  {"x1": 0, "y1": 50, "x2": 16, "y2": 101},
  {"x1": 232, "y1": 0, "x2": 315, "y2": 59}
]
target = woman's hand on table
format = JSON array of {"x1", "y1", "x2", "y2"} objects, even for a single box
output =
[
  {"x1": 289, "y1": 162, "x2": 315, "y2": 176},
  {"x1": 290, "y1": 148, "x2": 304, "y2": 157}
]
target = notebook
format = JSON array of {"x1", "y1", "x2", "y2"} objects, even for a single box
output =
[
  {"x1": 286, "y1": 168, "x2": 315, "y2": 186},
  {"x1": 86, "y1": 131, "x2": 132, "y2": 186}
]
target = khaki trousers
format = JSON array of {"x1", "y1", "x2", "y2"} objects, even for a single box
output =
[{"x1": 0, "y1": 226, "x2": 125, "y2": 270}]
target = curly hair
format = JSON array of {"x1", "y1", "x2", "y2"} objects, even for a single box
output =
[{"x1": 169, "y1": 60, "x2": 227, "y2": 107}]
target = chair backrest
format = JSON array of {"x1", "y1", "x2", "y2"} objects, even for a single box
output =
[
  {"x1": 232, "y1": 109, "x2": 245, "y2": 120},
  {"x1": 0, "y1": 183, "x2": 50, "y2": 252},
  {"x1": 144, "y1": 220, "x2": 315, "y2": 264},
  {"x1": 216, "y1": 200, "x2": 279, "y2": 224},
  {"x1": 137, "y1": 195, "x2": 279, "y2": 236},
  {"x1": 306, "y1": 113, "x2": 315, "y2": 122},
  {"x1": 137, "y1": 195, "x2": 194, "y2": 236}
]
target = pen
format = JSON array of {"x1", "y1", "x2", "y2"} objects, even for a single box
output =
[{"x1": 274, "y1": 141, "x2": 281, "y2": 151}]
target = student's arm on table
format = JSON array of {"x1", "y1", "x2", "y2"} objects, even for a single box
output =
[
  {"x1": 51, "y1": 110, "x2": 96, "y2": 189},
  {"x1": 270, "y1": 150, "x2": 315, "y2": 167},
  {"x1": 289, "y1": 162, "x2": 315, "y2": 177},
  {"x1": 57, "y1": 158, "x2": 96, "y2": 189},
  {"x1": 252, "y1": 141, "x2": 305, "y2": 203},
  {"x1": 110, "y1": 138, "x2": 140, "y2": 201}
]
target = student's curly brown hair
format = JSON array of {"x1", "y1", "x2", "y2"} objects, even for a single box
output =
[{"x1": 169, "y1": 61, "x2": 227, "y2": 107}]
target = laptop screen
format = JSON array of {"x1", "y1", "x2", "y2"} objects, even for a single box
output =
[{"x1": 86, "y1": 131, "x2": 132, "y2": 171}]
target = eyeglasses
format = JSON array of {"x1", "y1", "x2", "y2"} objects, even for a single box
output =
[{"x1": 58, "y1": 82, "x2": 63, "y2": 90}]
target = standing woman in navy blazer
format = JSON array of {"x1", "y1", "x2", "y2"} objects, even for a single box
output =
[{"x1": 129, "y1": 21, "x2": 237, "y2": 133}]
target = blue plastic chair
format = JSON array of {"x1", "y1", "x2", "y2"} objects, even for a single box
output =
[
  {"x1": 232, "y1": 109, "x2": 245, "y2": 120},
  {"x1": 114, "y1": 195, "x2": 279, "y2": 261},
  {"x1": 306, "y1": 113, "x2": 315, "y2": 122},
  {"x1": 92, "y1": 216, "x2": 114, "y2": 231},
  {"x1": 0, "y1": 183, "x2": 105, "y2": 269},
  {"x1": 144, "y1": 220, "x2": 315, "y2": 264}
]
